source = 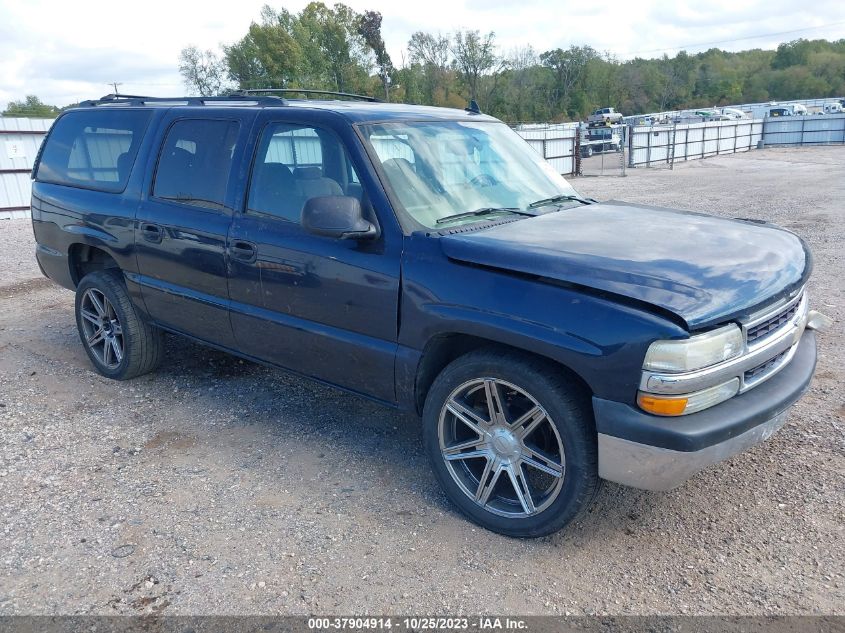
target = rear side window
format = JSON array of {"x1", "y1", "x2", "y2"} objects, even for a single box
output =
[
  {"x1": 36, "y1": 110, "x2": 151, "y2": 192},
  {"x1": 153, "y1": 119, "x2": 240, "y2": 210}
]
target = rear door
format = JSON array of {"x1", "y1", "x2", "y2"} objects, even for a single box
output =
[
  {"x1": 226, "y1": 114, "x2": 400, "y2": 402},
  {"x1": 134, "y1": 110, "x2": 256, "y2": 347}
]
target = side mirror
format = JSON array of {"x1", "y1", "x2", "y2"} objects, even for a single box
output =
[{"x1": 301, "y1": 196, "x2": 378, "y2": 240}]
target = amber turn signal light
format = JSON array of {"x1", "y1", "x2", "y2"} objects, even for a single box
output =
[{"x1": 637, "y1": 394, "x2": 688, "y2": 416}]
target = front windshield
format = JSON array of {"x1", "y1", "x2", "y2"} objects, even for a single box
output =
[{"x1": 359, "y1": 120, "x2": 580, "y2": 228}]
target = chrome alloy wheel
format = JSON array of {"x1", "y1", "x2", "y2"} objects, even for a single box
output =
[
  {"x1": 79, "y1": 288, "x2": 124, "y2": 369},
  {"x1": 437, "y1": 378, "x2": 566, "y2": 518}
]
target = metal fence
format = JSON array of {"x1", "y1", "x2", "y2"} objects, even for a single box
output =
[
  {"x1": 731, "y1": 97, "x2": 843, "y2": 112},
  {"x1": 628, "y1": 119, "x2": 764, "y2": 168},
  {"x1": 761, "y1": 113, "x2": 845, "y2": 146},
  {"x1": 516, "y1": 114, "x2": 845, "y2": 173},
  {"x1": 0, "y1": 117, "x2": 52, "y2": 219},
  {"x1": 622, "y1": 96, "x2": 844, "y2": 126},
  {"x1": 515, "y1": 123, "x2": 578, "y2": 176},
  {"x1": 514, "y1": 120, "x2": 766, "y2": 173}
]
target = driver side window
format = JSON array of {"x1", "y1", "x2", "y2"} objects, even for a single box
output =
[{"x1": 247, "y1": 124, "x2": 360, "y2": 223}]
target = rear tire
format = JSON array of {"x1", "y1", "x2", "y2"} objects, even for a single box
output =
[
  {"x1": 75, "y1": 270, "x2": 163, "y2": 380},
  {"x1": 422, "y1": 349, "x2": 600, "y2": 538}
]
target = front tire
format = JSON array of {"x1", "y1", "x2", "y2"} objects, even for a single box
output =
[
  {"x1": 422, "y1": 350, "x2": 600, "y2": 538},
  {"x1": 75, "y1": 269, "x2": 163, "y2": 380}
]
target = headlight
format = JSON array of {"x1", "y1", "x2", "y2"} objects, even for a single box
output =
[{"x1": 643, "y1": 324, "x2": 743, "y2": 373}]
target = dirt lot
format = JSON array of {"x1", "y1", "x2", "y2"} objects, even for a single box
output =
[{"x1": 1, "y1": 147, "x2": 843, "y2": 616}]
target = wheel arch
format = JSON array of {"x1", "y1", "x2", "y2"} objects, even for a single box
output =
[
  {"x1": 68, "y1": 243, "x2": 121, "y2": 288},
  {"x1": 413, "y1": 332, "x2": 594, "y2": 416}
]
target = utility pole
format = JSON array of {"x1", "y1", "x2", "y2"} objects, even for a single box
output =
[{"x1": 109, "y1": 82, "x2": 122, "y2": 94}]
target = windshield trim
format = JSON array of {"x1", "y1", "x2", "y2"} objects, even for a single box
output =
[{"x1": 352, "y1": 119, "x2": 576, "y2": 236}]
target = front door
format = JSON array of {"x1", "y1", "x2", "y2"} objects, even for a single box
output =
[
  {"x1": 134, "y1": 112, "x2": 255, "y2": 347},
  {"x1": 227, "y1": 118, "x2": 400, "y2": 402}
]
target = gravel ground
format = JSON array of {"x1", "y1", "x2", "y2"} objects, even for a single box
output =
[{"x1": 1, "y1": 146, "x2": 843, "y2": 616}]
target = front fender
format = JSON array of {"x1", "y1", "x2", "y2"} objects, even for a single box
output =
[{"x1": 399, "y1": 233, "x2": 687, "y2": 406}]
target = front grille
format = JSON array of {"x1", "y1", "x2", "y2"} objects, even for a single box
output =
[
  {"x1": 746, "y1": 297, "x2": 801, "y2": 345},
  {"x1": 744, "y1": 349, "x2": 789, "y2": 383}
]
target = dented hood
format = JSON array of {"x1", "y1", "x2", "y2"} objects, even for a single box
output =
[{"x1": 439, "y1": 202, "x2": 810, "y2": 329}]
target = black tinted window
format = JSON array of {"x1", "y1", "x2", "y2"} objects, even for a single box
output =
[
  {"x1": 36, "y1": 110, "x2": 151, "y2": 192},
  {"x1": 247, "y1": 124, "x2": 360, "y2": 223},
  {"x1": 153, "y1": 119, "x2": 240, "y2": 209}
]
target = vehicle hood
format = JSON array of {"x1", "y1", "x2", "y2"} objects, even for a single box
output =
[{"x1": 439, "y1": 202, "x2": 810, "y2": 330}]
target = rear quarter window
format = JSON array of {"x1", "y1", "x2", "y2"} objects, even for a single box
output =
[
  {"x1": 36, "y1": 110, "x2": 152, "y2": 193},
  {"x1": 152, "y1": 118, "x2": 240, "y2": 210}
]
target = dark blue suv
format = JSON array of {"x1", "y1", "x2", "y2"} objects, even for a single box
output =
[{"x1": 30, "y1": 92, "x2": 827, "y2": 537}]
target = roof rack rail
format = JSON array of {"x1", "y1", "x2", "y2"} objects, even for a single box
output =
[
  {"x1": 78, "y1": 93, "x2": 288, "y2": 107},
  {"x1": 231, "y1": 88, "x2": 381, "y2": 102}
]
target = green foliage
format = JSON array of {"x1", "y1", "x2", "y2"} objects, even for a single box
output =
[
  {"x1": 450, "y1": 30, "x2": 504, "y2": 100},
  {"x1": 406, "y1": 31, "x2": 452, "y2": 104},
  {"x1": 179, "y1": 46, "x2": 230, "y2": 96},
  {"x1": 2, "y1": 95, "x2": 60, "y2": 118},
  {"x1": 176, "y1": 7, "x2": 845, "y2": 124},
  {"x1": 214, "y1": 2, "x2": 373, "y2": 93},
  {"x1": 357, "y1": 11, "x2": 393, "y2": 100}
]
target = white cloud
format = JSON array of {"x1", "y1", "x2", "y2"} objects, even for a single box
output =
[{"x1": 1, "y1": 0, "x2": 843, "y2": 107}]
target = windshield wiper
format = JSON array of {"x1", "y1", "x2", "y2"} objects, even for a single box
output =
[
  {"x1": 435, "y1": 207, "x2": 528, "y2": 225},
  {"x1": 527, "y1": 194, "x2": 594, "y2": 209}
]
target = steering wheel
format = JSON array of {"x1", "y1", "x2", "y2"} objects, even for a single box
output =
[{"x1": 470, "y1": 173, "x2": 499, "y2": 187}]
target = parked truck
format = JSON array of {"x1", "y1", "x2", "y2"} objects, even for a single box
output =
[
  {"x1": 719, "y1": 107, "x2": 749, "y2": 120},
  {"x1": 746, "y1": 103, "x2": 807, "y2": 119},
  {"x1": 578, "y1": 123, "x2": 623, "y2": 157},
  {"x1": 587, "y1": 107, "x2": 623, "y2": 124},
  {"x1": 30, "y1": 91, "x2": 829, "y2": 538}
]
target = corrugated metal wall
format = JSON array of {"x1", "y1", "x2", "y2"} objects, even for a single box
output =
[
  {"x1": 761, "y1": 114, "x2": 845, "y2": 146},
  {"x1": 513, "y1": 120, "x2": 766, "y2": 173},
  {"x1": 515, "y1": 123, "x2": 578, "y2": 176},
  {"x1": 731, "y1": 97, "x2": 842, "y2": 112},
  {"x1": 0, "y1": 117, "x2": 53, "y2": 219},
  {"x1": 628, "y1": 120, "x2": 764, "y2": 168}
]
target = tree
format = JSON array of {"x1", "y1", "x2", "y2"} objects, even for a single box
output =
[
  {"x1": 179, "y1": 46, "x2": 230, "y2": 96},
  {"x1": 408, "y1": 31, "x2": 451, "y2": 104},
  {"x1": 772, "y1": 39, "x2": 821, "y2": 69},
  {"x1": 539, "y1": 45, "x2": 596, "y2": 115},
  {"x1": 498, "y1": 46, "x2": 540, "y2": 121},
  {"x1": 222, "y1": 3, "x2": 373, "y2": 94},
  {"x1": 179, "y1": 6, "x2": 845, "y2": 124},
  {"x1": 2, "y1": 95, "x2": 60, "y2": 118},
  {"x1": 358, "y1": 11, "x2": 393, "y2": 100},
  {"x1": 656, "y1": 51, "x2": 696, "y2": 110},
  {"x1": 224, "y1": 7, "x2": 304, "y2": 89},
  {"x1": 298, "y1": 2, "x2": 371, "y2": 92},
  {"x1": 450, "y1": 30, "x2": 503, "y2": 102}
]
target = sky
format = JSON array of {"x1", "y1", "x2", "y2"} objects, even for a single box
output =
[{"x1": 1, "y1": 0, "x2": 844, "y2": 107}]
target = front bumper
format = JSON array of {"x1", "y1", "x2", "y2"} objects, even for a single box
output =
[{"x1": 594, "y1": 330, "x2": 817, "y2": 491}]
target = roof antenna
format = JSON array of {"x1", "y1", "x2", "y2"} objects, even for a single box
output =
[{"x1": 465, "y1": 99, "x2": 481, "y2": 114}]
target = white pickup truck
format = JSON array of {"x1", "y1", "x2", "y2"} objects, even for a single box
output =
[
  {"x1": 588, "y1": 107, "x2": 623, "y2": 124},
  {"x1": 578, "y1": 124, "x2": 622, "y2": 157}
]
